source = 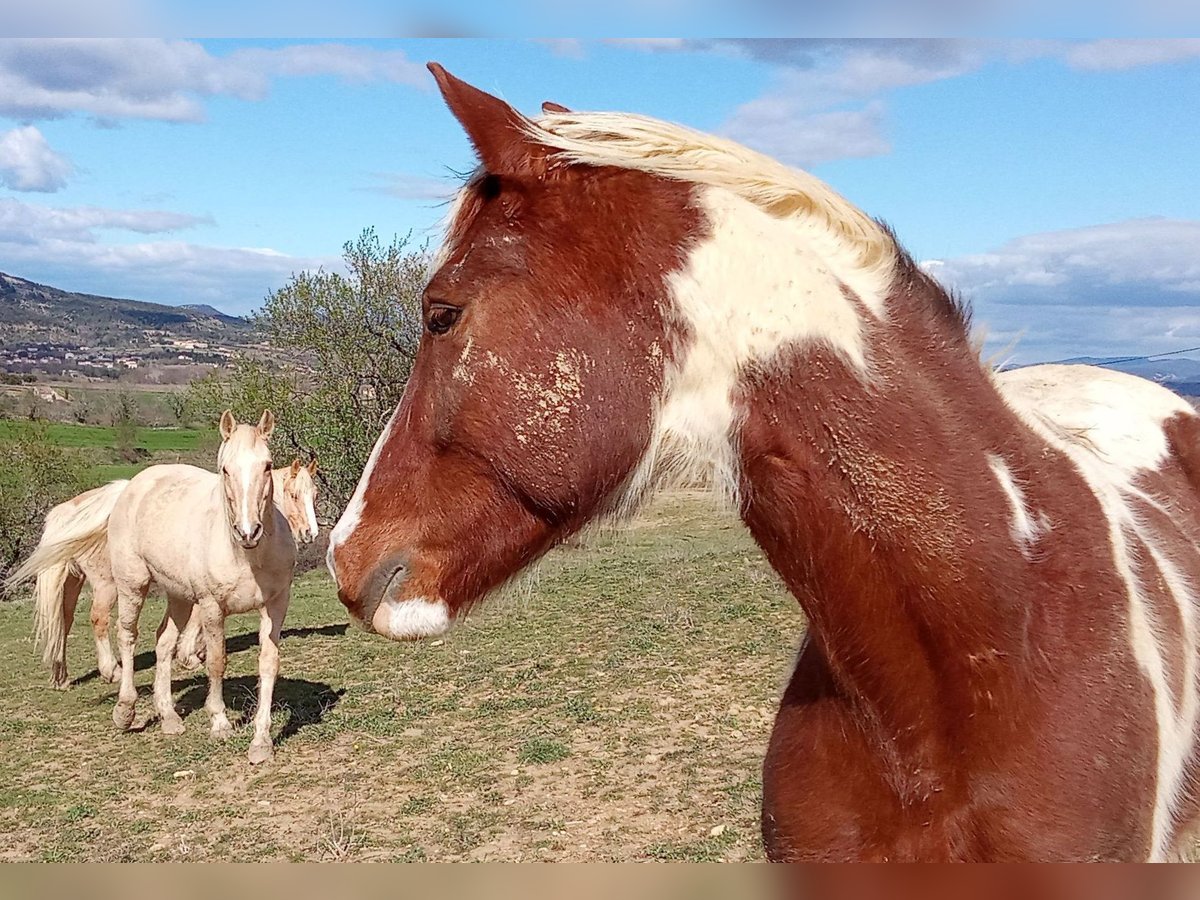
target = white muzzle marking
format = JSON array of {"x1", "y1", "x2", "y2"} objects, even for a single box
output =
[{"x1": 370, "y1": 597, "x2": 451, "y2": 641}]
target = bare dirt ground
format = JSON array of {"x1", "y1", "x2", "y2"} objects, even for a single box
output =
[{"x1": 0, "y1": 492, "x2": 803, "y2": 861}]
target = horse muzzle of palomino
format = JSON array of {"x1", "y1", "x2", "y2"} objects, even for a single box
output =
[
  {"x1": 236, "y1": 523, "x2": 264, "y2": 550},
  {"x1": 338, "y1": 554, "x2": 451, "y2": 641}
]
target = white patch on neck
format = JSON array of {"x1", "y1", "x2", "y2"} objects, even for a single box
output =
[
  {"x1": 996, "y1": 364, "x2": 1190, "y2": 479},
  {"x1": 998, "y1": 363, "x2": 1200, "y2": 862},
  {"x1": 328, "y1": 406, "x2": 401, "y2": 584},
  {"x1": 986, "y1": 453, "x2": 1050, "y2": 558},
  {"x1": 622, "y1": 186, "x2": 891, "y2": 508}
]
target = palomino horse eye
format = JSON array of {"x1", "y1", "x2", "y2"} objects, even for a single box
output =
[{"x1": 426, "y1": 304, "x2": 462, "y2": 335}]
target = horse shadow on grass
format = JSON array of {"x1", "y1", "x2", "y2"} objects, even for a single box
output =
[
  {"x1": 97, "y1": 676, "x2": 345, "y2": 746},
  {"x1": 173, "y1": 675, "x2": 345, "y2": 745},
  {"x1": 71, "y1": 623, "x2": 349, "y2": 687},
  {"x1": 78, "y1": 623, "x2": 349, "y2": 749}
]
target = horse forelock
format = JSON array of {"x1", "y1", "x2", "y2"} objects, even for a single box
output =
[{"x1": 219, "y1": 423, "x2": 270, "y2": 466}]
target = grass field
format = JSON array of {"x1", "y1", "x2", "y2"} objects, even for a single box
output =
[
  {"x1": 0, "y1": 492, "x2": 803, "y2": 862},
  {"x1": 0, "y1": 418, "x2": 216, "y2": 489},
  {"x1": 0, "y1": 420, "x2": 211, "y2": 453}
]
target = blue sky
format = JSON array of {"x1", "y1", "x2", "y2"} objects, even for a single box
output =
[{"x1": 0, "y1": 39, "x2": 1198, "y2": 362}]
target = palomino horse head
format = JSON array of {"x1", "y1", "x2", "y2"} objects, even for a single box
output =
[
  {"x1": 217, "y1": 410, "x2": 276, "y2": 550},
  {"x1": 275, "y1": 458, "x2": 320, "y2": 544},
  {"x1": 329, "y1": 63, "x2": 893, "y2": 639}
]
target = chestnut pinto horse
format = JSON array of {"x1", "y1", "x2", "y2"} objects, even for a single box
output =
[{"x1": 329, "y1": 65, "x2": 1200, "y2": 861}]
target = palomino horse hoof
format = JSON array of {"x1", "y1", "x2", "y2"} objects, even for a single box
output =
[
  {"x1": 103, "y1": 665, "x2": 122, "y2": 684},
  {"x1": 52, "y1": 677, "x2": 70, "y2": 692},
  {"x1": 211, "y1": 720, "x2": 233, "y2": 740},
  {"x1": 247, "y1": 741, "x2": 274, "y2": 765},
  {"x1": 179, "y1": 654, "x2": 203, "y2": 672},
  {"x1": 160, "y1": 714, "x2": 186, "y2": 736},
  {"x1": 51, "y1": 664, "x2": 68, "y2": 690},
  {"x1": 113, "y1": 702, "x2": 136, "y2": 730}
]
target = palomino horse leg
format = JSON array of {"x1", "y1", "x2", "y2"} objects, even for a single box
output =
[
  {"x1": 89, "y1": 577, "x2": 121, "y2": 684},
  {"x1": 175, "y1": 605, "x2": 205, "y2": 671},
  {"x1": 52, "y1": 571, "x2": 85, "y2": 690},
  {"x1": 247, "y1": 591, "x2": 288, "y2": 764},
  {"x1": 198, "y1": 600, "x2": 232, "y2": 739},
  {"x1": 152, "y1": 596, "x2": 191, "y2": 735},
  {"x1": 112, "y1": 579, "x2": 150, "y2": 730}
]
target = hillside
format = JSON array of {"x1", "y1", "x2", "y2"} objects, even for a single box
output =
[{"x1": 0, "y1": 271, "x2": 255, "y2": 349}]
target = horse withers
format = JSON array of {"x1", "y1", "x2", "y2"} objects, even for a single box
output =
[{"x1": 327, "y1": 65, "x2": 1200, "y2": 860}]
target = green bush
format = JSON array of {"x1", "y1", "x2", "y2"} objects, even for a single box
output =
[
  {"x1": 0, "y1": 426, "x2": 84, "y2": 589},
  {"x1": 188, "y1": 228, "x2": 426, "y2": 516},
  {"x1": 112, "y1": 391, "x2": 139, "y2": 463}
]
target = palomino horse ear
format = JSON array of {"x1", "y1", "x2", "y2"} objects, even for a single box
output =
[
  {"x1": 427, "y1": 62, "x2": 540, "y2": 175},
  {"x1": 219, "y1": 409, "x2": 236, "y2": 441},
  {"x1": 257, "y1": 409, "x2": 275, "y2": 439},
  {"x1": 289, "y1": 459, "x2": 302, "y2": 476},
  {"x1": 307, "y1": 457, "x2": 318, "y2": 475},
  {"x1": 541, "y1": 101, "x2": 570, "y2": 114}
]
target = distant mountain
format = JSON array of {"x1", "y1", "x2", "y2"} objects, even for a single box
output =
[
  {"x1": 0, "y1": 271, "x2": 255, "y2": 348},
  {"x1": 178, "y1": 303, "x2": 243, "y2": 322}
]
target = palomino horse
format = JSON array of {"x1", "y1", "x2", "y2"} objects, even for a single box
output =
[
  {"x1": 10, "y1": 457, "x2": 319, "y2": 689},
  {"x1": 15, "y1": 411, "x2": 294, "y2": 763},
  {"x1": 174, "y1": 457, "x2": 320, "y2": 669},
  {"x1": 327, "y1": 65, "x2": 1200, "y2": 861}
]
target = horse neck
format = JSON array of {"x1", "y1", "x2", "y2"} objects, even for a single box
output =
[{"x1": 733, "y1": 270, "x2": 1041, "y2": 768}]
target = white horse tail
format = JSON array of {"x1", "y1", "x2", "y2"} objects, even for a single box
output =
[{"x1": 6, "y1": 480, "x2": 129, "y2": 673}]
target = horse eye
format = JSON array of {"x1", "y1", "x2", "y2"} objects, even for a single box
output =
[{"x1": 426, "y1": 304, "x2": 462, "y2": 336}]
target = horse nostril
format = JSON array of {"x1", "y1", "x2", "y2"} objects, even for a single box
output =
[{"x1": 386, "y1": 563, "x2": 408, "y2": 593}]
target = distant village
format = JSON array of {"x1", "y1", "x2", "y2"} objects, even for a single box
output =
[{"x1": 0, "y1": 330, "x2": 250, "y2": 381}]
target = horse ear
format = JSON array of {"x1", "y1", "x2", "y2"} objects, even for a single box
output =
[
  {"x1": 428, "y1": 62, "x2": 539, "y2": 175},
  {"x1": 219, "y1": 410, "x2": 236, "y2": 441},
  {"x1": 257, "y1": 409, "x2": 275, "y2": 439},
  {"x1": 542, "y1": 101, "x2": 570, "y2": 114},
  {"x1": 289, "y1": 459, "x2": 302, "y2": 476},
  {"x1": 307, "y1": 457, "x2": 318, "y2": 475}
]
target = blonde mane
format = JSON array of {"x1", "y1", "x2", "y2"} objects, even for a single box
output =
[{"x1": 524, "y1": 111, "x2": 898, "y2": 279}]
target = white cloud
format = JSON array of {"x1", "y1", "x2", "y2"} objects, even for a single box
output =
[
  {"x1": 1063, "y1": 38, "x2": 1200, "y2": 71},
  {"x1": 5, "y1": 240, "x2": 339, "y2": 311},
  {"x1": 724, "y1": 99, "x2": 890, "y2": 168},
  {"x1": 926, "y1": 218, "x2": 1200, "y2": 362},
  {"x1": 929, "y1": 218, "x2": 1200, "y2": 306},
  {"x1": 0, "y1": 0, "x2": 150, "y2": 39},
  {"x1": 233, "y1": 44, "x2": 427, "y2": 85},
  {"x1": 0, "y1": 39, "x2": 427, "y2": 123},
  {"x1": 5, "y1": 240, "x2": 340, "y2": 314},
  {"x1": 537, "y1": 39, "x2": 587, "y2": 59},
  {"x1": 0, "y1": 125, "x2": 73, "y2": 191},
  {"x1": 0, "y1": 197, "x2": 338, "y2": 312},
  {"x1": 0, "y1": 197, "x2": 209, "y2": 243},
  {"x1": 604, "y1": 39, "x2": 1200, "y2": 169},
  {"x1": 366, "y1": 173, "x2": 459, "y2": 202},
  {"x1": 713, "y1": 42, "x2": 983, "y2": 167},
  {"x1": 608, "y1": 41, "x2": 985, "y2": 167}
]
